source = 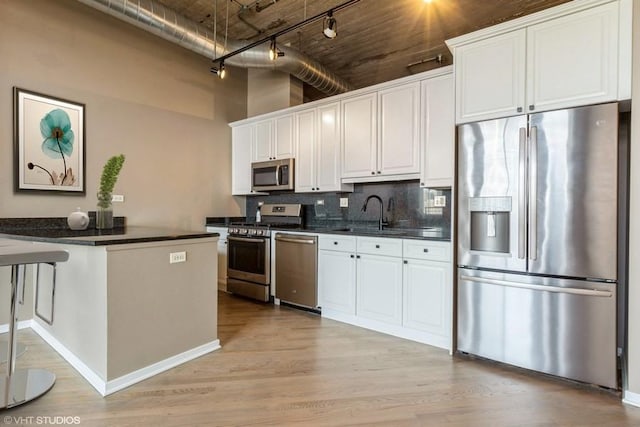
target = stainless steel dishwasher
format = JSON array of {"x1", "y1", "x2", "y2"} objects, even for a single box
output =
[{"x1": 275, "y1": 233, "x2": 318, "y2": 308}]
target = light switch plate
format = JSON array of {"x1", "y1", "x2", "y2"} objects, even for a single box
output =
[
  {"x1": 340, "y1": 197, "x2": 349, "y2": 208},
  {"x1": 434, "y1": 196, "x2": 446, "y2": 207},
  {"x1": 111, "y1": 194, "x2": 124, "y2": 202},
  {"x1": 170, "y1": 251, "x2": 186, "y2": 263}
]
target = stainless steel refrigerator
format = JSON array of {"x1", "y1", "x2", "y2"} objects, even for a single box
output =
[{"x1": 457, "y1": 102, "x2": 621, "y2": 389}]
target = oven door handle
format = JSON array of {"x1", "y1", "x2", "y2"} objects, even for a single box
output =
[{"x1": 228, "y1": 236, "x2": 266, "y2": 243}]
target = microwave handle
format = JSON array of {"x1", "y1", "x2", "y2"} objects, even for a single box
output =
[{"x1": 275, "y1": 164, "x2": 281, "y2": 187}]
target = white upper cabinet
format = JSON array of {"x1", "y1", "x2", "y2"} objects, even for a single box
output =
[
  {"x1": 295, "y1": 103, "x2": 352, "y2": 193},
  {"x1": 341, "y1": 92, "x2": 378, "y2": 179},
  {"x1": 253, "y1": 115, "x2": 295, "y2": 162},
  {"x1": 316, "y1": 103, "x2": 351, "y2": 192},
  {"x1": 231, "y1": 124, "x2": 254, "y2": 196},
  {"x1": 378, "y1": 83, "x2": 421, "y2": 176},
  {"x1": 421, "y1": 74, "x2": 455, "y2": 188},
  {"x1": 448, "y1": 0, "x2": 629, "y2": 124},
  {"x1": 294, "y1": 109, "x2": 316, "y2": 193},
  {"x1": 342, "y1": 83, "x2": 421, "y2": 182},
  {"x1": 453, "y1": 30, "x2": 526, "y2": 123},
  {"x1": 526, "y1": 1, "x2": 618, "y2": 113}
]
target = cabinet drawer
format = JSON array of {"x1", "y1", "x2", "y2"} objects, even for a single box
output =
[
  {"x1": 357, "y1": 237, "x2": 402, "y2": 257},
  {"x1": 319, "y1": 234, "x2": 356, "y2": 252},
  {"x1": 403, "y1": 240, "x2": 450, "y2": 262}
]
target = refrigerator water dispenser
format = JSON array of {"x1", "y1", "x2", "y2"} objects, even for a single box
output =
[{"x1": 469, "y1": 197, "x2": 511, "y2": 253}]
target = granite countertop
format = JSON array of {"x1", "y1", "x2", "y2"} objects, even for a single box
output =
[
  {"x1": 204, "y1": 218, "x2": 450, "y2": 241},
  {"x1": 0, "y1": 226, "x2": 219, "y2": 247}
]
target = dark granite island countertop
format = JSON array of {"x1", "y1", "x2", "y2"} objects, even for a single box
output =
[{"x1": 0, "y1": 226, "x2": 218, "y2": 246}]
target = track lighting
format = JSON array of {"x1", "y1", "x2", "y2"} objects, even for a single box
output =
[
  {"x1": 211, "y1": 0, "x2": 360, "y2": 78},
  {"x1": 323, "y1": 11, "x2": 337, "y2": 39},
  {"x1": 212, "y1": 61, "x2": 226, "y2": 79},
  {"x1": 269, "y1": 37, "x2": 284, "y2": 61}
]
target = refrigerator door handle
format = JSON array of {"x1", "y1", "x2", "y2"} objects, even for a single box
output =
[
  {"x1": 529, "y1": 126, "x2": 538, "y2": 261},
  {"x1": 518, "y1": 127, "x2": 527, "y2": 259},
  {"x1": 460, "y1": 275, "x2": 613, "y2": 298}
]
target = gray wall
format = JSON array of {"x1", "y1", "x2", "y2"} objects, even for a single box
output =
[{"x1": 0, "y1": 0, "x2": 248, "y2": 230}]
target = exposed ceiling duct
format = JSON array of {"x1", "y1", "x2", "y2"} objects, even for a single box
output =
[{"x1": 76, "y1": 0, "x2": 353, "y2": 95}]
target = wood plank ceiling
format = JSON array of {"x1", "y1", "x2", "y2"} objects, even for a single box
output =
[{"x1": 156, "y1": 0, "x2": 570, "y2": 97}]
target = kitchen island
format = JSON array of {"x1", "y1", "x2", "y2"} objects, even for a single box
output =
[{"x1": 0, "y1": 225, "x2": 219, "y2": 396}]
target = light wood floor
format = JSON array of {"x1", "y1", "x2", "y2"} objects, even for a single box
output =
[{"x1": 3, "y1": 292, "x2": 640, "y2": 426}]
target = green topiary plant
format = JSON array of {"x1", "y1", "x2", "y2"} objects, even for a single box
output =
[{"x1": 97, "y1": 154, "x2": 125, "y2": 208}]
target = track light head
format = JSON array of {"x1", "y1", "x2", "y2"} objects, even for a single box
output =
[
  {"x1": 269, "y1": 37, "x2": 285, "y2": 61},
  {"x1": 323, "y1": 11, "x2": 337, "y2": 39},
  {"x1": 217, "y1": 61, "x2": 226, "y2": 79}
]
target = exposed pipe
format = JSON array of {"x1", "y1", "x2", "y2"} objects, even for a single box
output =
[{"x1": 76, "y1": 0, "x2": 353, "y2": 95}]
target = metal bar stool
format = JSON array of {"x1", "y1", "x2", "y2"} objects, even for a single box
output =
[{"x1": 0, "y1": 241, "x2": 68, "y2": 409}]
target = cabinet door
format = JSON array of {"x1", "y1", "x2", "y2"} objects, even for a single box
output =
[
  {"x1": 253, "y1": 119, "x2": 273, "y2": 162},
  {"x1": 455, "y1": 29, "x2": 526, "y2": 124},
  {"x1": 378, "y1": 83, "x2": 420, "y2": 175},
  {"x1": 421, "y1": 74, "x2": 454, "y2": 188},
  {"x1": 274, "y1": 114, "x2": 295, "y2": 159},
  {"x1": 526, "y1": 2, "x2": 618, "y2": 113},
  {"x1": 403, "y1": 259, "x2": 450, "y2": 336},
  {"x1": 316, "y1": 102, "x2": 343, "y2": 192},
  {"x1": 318, "y1": 250, "x2": 356, "y2": 315},
  {"x1": 295, "y1": 109, "x2": 316, "y2": 193},
  {"x1": 356, "y1": 254, "x2": 403, "y2": 325},
  {"x1": 231, "y1": 125, "x2": 254, "y2": 195},
  {"x1": 341, "y1": 93, "x2": 377, "y2": 178}
]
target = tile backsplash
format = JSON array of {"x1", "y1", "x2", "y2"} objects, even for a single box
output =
[{"x1": 246, "y1": 180, "x2": 451, "y2": 231}]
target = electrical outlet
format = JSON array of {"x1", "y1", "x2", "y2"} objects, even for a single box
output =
[
  {"x1": 111, "y1": 194, "x2": 124, "y2": 202},
  {"x1": 340, "y1": 197, "x2": 349, "y2": 208},
  {"x1": 434, "y1": 196, "x2": 446, "y2": 207},
  {"x1": 169, "y1": 251, "x2": 187, "y2": 264},
  {"x1": 316, "y1": 199, "x2": 324, "y2": 206}
]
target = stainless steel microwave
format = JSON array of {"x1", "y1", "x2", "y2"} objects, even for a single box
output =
[{"x1": 251, "y1": 158, "x2": 294, "y2": 191}]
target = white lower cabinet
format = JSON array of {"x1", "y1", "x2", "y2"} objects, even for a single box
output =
[
  {"x1": 318, "y1": 249, "x2": 356, "y2": 315},
  {"x1": 356, "y1": 253, "x2": 403, "y2": 325},
  {"x1": 206, "y1": 226, "x2": 228, "y2": 291},
  {"x1": 318, "y1": 234, "x2": 452, "y2": 350}
]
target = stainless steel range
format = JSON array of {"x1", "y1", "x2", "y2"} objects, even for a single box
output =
[{"x1": 226, "y1": 204, "x2": 302, "y2": 302}]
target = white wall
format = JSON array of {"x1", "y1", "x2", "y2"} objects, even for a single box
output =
[
  {"x1": 626, "y1": 0, "x2": 640, "y2": 403},
  {"x1": 0, "y1": 0, "x2": 248, "y2": 230},
  {"x1": 247, "y1": 69, "x2": 303, "y2": 116}
]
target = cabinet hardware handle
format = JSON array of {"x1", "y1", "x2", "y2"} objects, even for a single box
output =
[
  {"x1": 334, "y1": 241, "x2": 338, "y2": 245},
  {"x1": 356, "y1": 255, "x2": 361, "y2": 259},
  {"x1": 377, "y1": 171, "x2": 381, "y2": 174},
  {"x1": 375, "y1": 244, "x2": 380, "y2": 248},
  {"x1": 371, "y1": 171, "x2": 375, "y2": 175},
  {"x1": 529, "y1": 105, "x2": 535, "y2": 111},
  {"x1": 404, "y1": 260, "x2": 408, "y2": 264},
  {"x1": 423, "y1": 248, "x2": 429, "y2": 253},
  {"x1": 312, "y1": 188, "x2": 316, "y2": 191},
  {"x1": 517, "y1": 107, "x2": 523, "y2": 113},
  {"x1": 350, "y1": 254, "x2": 355, "y2": 258},
  {"x1": 317, "y1": 187, "x2": 320, "y2": 190}
]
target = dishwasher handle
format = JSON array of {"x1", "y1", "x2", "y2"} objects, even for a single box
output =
[{"x1": 275, "y1": 235, "x2": 317, "y2": 245}]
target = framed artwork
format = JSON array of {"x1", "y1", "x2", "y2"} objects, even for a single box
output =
[{"x1": 13, "y1": 87, "x2": 85, "y2": 194}]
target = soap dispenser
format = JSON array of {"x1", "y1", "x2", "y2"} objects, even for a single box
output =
[{"x1": 256, "y1": 202, "x2": 263, "y2": 223}]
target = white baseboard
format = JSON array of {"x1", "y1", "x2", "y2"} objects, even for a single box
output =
[
  {"x1": 105, "y1": 339, "x2": 221, "y2": 395},
  {"x1": 31, "y1": 321, "x2": 221, "y2": 396},
  {"x1": 31, "y1": 321, "x2": 108, "y2": 395},
  {"x1": 623, "y1": 389, "x2": 640, "y2": 408},
  {"x1": 321, "y1": 309, "x2": 450, "y2": 351},
  {"x1": 0, "y1": 320, "x2": 34, "y2": 334}
]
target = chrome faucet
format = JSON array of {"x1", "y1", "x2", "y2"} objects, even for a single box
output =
[{"x1": 362, "y1": 195, "x2": 388, "y2": 231}]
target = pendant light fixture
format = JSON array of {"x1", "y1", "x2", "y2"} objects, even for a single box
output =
[{"x1": 323, "y1": 11, "x2": 337, "y2": 39}]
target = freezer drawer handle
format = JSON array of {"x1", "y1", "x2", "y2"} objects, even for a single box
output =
[
  {"x1": 460, "y1": 275, "x2": 613, "y2": 297},
  {"x1": 275, "y1": 236, "x2": 316, "y2": 245}
]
